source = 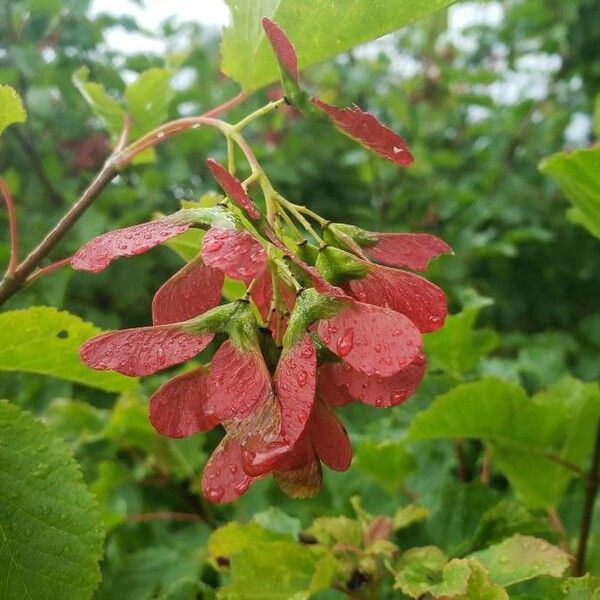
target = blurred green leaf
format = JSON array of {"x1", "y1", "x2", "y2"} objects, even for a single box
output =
[
  {"x1": 0, "y1": 85, "x2": 26, "y2": 136},
  {"x1": 43, "y1": 398, "x2": 109, "y2": 447},
  {"x1": 0, "y1": 401, "x2": 104, "y2": 600},
  {"x1": 469, "y1": 535, "x2": 569, "y2": 587},
  {"x1": 72, "y1": 66, "x2": 124, "y2": 138},
  {"x1": 540, "y1": 146, "x2": 600, "y2": 239},
  {"x1": 0, "y1": 307, "x2": 137, "y2": 392},
  {"x1": 393, "y1": 505, "x2": 430, "y2": 530},
  {"x1": 253, "y1": 507, "x2": 301, "y2": 538},
  {"x1": 424, "y1": 291, "x2": 498, "y2": 379},
  {"x1": 221, "y1": 0, "x2": 457, "y2": 90},
  {"x1": 354, "y1": 439, "x2": 416, "y2": 493},
  {"x1": 562, "y1": 574, "x2": 600, "y2": 599}
]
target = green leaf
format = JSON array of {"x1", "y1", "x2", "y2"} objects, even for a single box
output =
[
  {"x1": 562, "y1": 575, "x2": 600, "y2": 599},
  {"x1": 409, "y1": 377, "x2": 600, "y2": 508},
  {"x1": 308, "y1": 516, "x2": 363, "y2": 547},
  {"x1": 0, "y1": 401, "x2": 104, "y2": 600},
  {"x1": 221, "y1": 0, "x2": 458, "y2": 91},
  {"x1": 43, "y1": 398, "x2": 109, "y2": 448},
  {"x1": 0, "y1": 307, "x2": 137, "y2": 393},
  {"x1": 424, "y1": 291, "x2": 498, "y2": 379},
  {"x1": 469, "y1": 535, "x2": 569, "y2": 587},
  {"x1": 354, "y1": 439, "x2": 416, "y2": 493},
  {"x1": 72, "y1": 66, "x2": 125, "y2": 138},
  {"x1": 218, "y1": 542, "x2": 335, "y2": 600},
  {"x1": 208, "y1": 522, "x2": 289, "y2": 561},
  {"x1": 392, "y1": 548, "x2": 507, "y2": 599},
  {"x1": 393, "y1": 505, "x2": 430, "y2": 530},
  {"x1": 540, "y1": 145, "x2": 600, "y2": 239},
  {"x1": 253, "y1": 507, "x2": 301, "y2": 539},
  {"x1": 124, "y1": 68, "x2": 174, "y2": 138},
  {"x1": 0, "y1": 85, "x2": 26, "y2": 136}
]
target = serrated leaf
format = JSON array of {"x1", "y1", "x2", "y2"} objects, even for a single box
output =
[
  {"x1": 409, "y1": 377, "x2": 600, "y2": 508},
  {"x1": 0, "y1": 401, "x2": 104, "y2": 600},
  {"x1": 469, "y1": 535, "x2": 569, "y2": 587},
  {"x1": 218, "y1": 541, "x2": 335, "y2": 600},
  {"x1": 208, "y1": 522, "x2": 289, "y2": 562},
  {"x1": 221, "y1": 0, "x2": 457, "y2": 91},
  {"x1": 540, "y1": 145, "x2": 600, "y2": 239},
  {"x1": 124, "y1": 68, "x2": 174, "y2": 139},
  {"x1": 0, "y1": 85, "x2": 27, "y2": 136},
  {"x1": 0, "y1": 307, "x2": 137, "y2": 392},
  {"x1": 72, "y1": 66, "x2": 124, "y2": 138}
]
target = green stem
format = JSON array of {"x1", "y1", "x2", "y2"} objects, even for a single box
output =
[
  {"x1": 278, "y1": 196, "x2": 325, "y2": 245},
  {"x1": 233, "y1": 98, "x2": 285, "y2": 131}
]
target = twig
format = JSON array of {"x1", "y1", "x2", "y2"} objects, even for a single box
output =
[
  {"x1": 0, "y1": 92, "x2": 247, "y2": 307},
  {"x1": 453, "y1": 439, "x2": 468, "y2": 482},
  {"x1": 574, "y1": 419, "x2": 600, "y2": 576},
  {"x1": 0, "y1": 176, "x2": 19, "y2": 276},
  {"x1": 544, "y1": 452, "x2": 588, "y2": 479},
  {"x1": 25, "y1": 256, "x2": 72, "y2": 284},
  {"x1": 114, "y1": 114, "x2": 132, "y2": 153},
  {"x1": 547, "y1": 507, "x2": 573, "y2": 558}
]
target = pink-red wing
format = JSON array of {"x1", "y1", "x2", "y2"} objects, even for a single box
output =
[
  {"x1": 347, "y1": 265, "x2": 447, "y2": 333},
  {"x1": 205, "y1": 340, "x2": 272, "y2": 422},
  {"x1": 72, "y1": 218, "x2": 190, "y2": 273},
  {"x1": 275, "y1": 334, "x2": 317, "y2": 447},
  {"x1": 202, "y1": 227, "x2": 267, "y2": 284},
  {"x1": 149, "y1": 367, "x2": 218, "y2": 438},
  {"x1": 317, "y1": 301, "x2": 422, "y2": 377},
  {"x1": 206, "y1": 159, "x2": 260, "y2": 220},
  {"x1": 152, "y1": 259, "x2": 224, "y2": 325},
  {"x1": 310, "y1": 99, "x2": 413, "y2": 166},
  {"x1": 318, "y1": 352, "x2": 426, "y2": 408},
  {"x1": 311, "y1": 400, "x2": 352, "y2": 471},
  {"x1": 80, "y1": 325, "x2": 213, "y2": 377},
  {"x1": 202, "y1": 437, "x2": 254, "y2": 503},
  {"x1": 262, "y1": 18, "x2": 299, "y2": 82},
  {"x1": 368, "y1": 233, "x2": 451, "y2": 271}
]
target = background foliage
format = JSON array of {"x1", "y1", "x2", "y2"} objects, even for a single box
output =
[{"x1": 0, "y1": 0, "x2": 599, "y2": 598}]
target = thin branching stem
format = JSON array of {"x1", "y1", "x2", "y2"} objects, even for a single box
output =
[{"x1": 0, "y1": 176, "x2": 19, "y2": 276}]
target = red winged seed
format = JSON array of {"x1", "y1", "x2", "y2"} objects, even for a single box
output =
[
  {"x1": 205, "y1": 340, "x2": 272, "y2": 422},
  {"x1": 206, "y1": 159, "x2": 260, "y2": 220},
  {"x1": 80, "y1": 325, "x2": 213, "y2": 377},
  {"x1": 202, "y1": 437, "x2": 254, "y2": 503},
  {"x1": 346, "y1": 265, "x2": 447, "y2": 333},
  {"x1": 149, "y1": 367, "x2": 218, "y2": 438},
  {"x1": 72, "y1": 218, "x2": 190, "y2": 273},
  {"x1": 317, "y1": 301, "x2": 422, "y2": 377},
  {"x1": 201, "y1": 227, "x2": 267, "y2": 284},
  {"x1": 152, "y1": 259, "x2": 224, "y2": 325},
  {"x1": 310, "y1": 98, "x2": 414, "y2": 166},
  {"x1": 311, "y1": 400, "x2": 352, "y2": 471},
  {"x1": 318, "y1": 352, "x2": 426, "y2": 408},
  {"x1": 262, "y1": 18, "x2": 299, "y2": 82},
  {"x1": 368, "y1": 233, "x2": 451, "y2": 271},
  {"x1": 275, "y1": 334, "x2": 317, "y2": 447}
]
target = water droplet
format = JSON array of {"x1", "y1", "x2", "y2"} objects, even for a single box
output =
[
  {"x1": 499, "y1": 556, "x2": 509, "y2": 564},
  {"x1": 206, "y1": 486, "x2": 224, "y2": 502},
  {"x1": 374, "y1": 343, "x2": 382, "y2": 353},
  {"x1": 375, "y1": 396, "x2": 384, "y2": 406},
  {"x1": 204, "y1": 238, "x2": 224, "y2": 252},
  {"x1": 300, "y1": 345, "x2": 314, "y2": 359},
  {"x1": 296, "y1": 370, "x2": 308, "y2": 387},
  {"x1": 392, "y1": 390, "x2": 405, "y2": 403},
  {"x1": 157, "y1": 347, "x2": 166, "y2": 366},
  {"x1": 336, "y1": 328, "x2": 354, "y2": 357},
  {"x1": 393, "y1": 146, "x2": 403, "y2": 154},
  {"x1": 229, "y1": 464, "x2": 238, "y2": 475}
]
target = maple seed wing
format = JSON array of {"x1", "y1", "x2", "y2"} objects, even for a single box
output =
[
  {"x1": 149, "y1": 367, "x2": 217, "y2": 438},
  {"x1": 275, "y1": 333, "x2": 317, "y2": 447},
  {"x1": 206, "y1": 159, "x2": 260, "y2": 220},
  {"x1": 347, "y1": 266, "x2": 447, "y2": 333},
  {"x1": 261, "y1": 17, "x2": 299, "y2": 82},
  {"x1": 202, "y1": 437, "x2": 254, "y2": 503},
  {"x1": 317, "y1": 301, "x2": 422, "y2": 377},
  {"x1": 311, "y1": 400, "x2": 352, "y2": 471},
  {"x1": 152, "y1": 259, "x2": 224, "y2": 325},
  {"x1": 205, "y1": 340, "x2": 271, "y2": 422},
  {"x1": 202, "y1": 227, "x2": 267, "y2": 283},
  {"x1": 80, "y1": 325, "x2": 213, "y2": 377},
  {"x1": 368, "y1": 233, "x2": 452, "y2": 271},
  {"x1": 310, "y1": 98, "x2": 414, "y2": 166},
  {"x1": 72, "y1": 218, "x2": 190, "y2": 273}
]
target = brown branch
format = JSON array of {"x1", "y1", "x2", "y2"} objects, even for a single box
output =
[
  {"x1": 480, "y1": 446, "x2": 492, "y2": 485},
  {"x1": 0, "y1": 91, "x2": 248, "y2": 307},
  {"x1": 547, "y1": 507, "x2": 573, "y2": 558},
  {"x1": 25, "y1": 256, "x2": 72, "y2": 284},
  {"x1": 0, "y1": 176, "x2": 19, "y2": 276},
  {"x1": 574, "y1": 419, "x2": 600, "y2": 576}
]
